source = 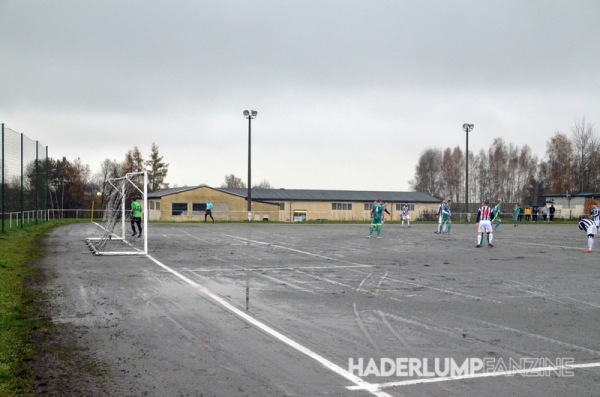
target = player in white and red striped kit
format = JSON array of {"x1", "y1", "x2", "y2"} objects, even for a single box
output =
[{"x1": 476, "y1": 200, "x2": 495, "y2": 248}]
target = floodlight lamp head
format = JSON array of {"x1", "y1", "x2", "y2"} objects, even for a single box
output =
[
  {"x1": 251, "y1": 110, "x2": 257, "y2": 117},
  {"x1": 243, "y1": 110, "x2": 250, "y2": 116},
  {"x1": 462, "y1": 123, "x2": 474, "y2": 132}
]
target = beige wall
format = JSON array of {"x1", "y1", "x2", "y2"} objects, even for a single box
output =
[
  {"x1": 149, "y1": 187, "x2": 280, "y2": 221},
  {"x1": 278, "y1": 201, "x2": 437, "y2": 222},
  {"x1": 148, "y1": 187, "x2": 438, "y2": 222}
]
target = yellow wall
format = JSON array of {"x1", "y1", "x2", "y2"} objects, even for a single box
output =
[
  {"x1": 148, "y1": 187, "x2": 438, "y2": 222},
  {"x1": 278, "y1": 201, "x2": 437, "y2": 222},
  {"x1": 149, "y1": 186, "x2": 280, "y2": 221}
]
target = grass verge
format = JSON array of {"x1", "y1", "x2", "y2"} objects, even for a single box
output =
[{"x1": 0, "y1": 220, "x2": 76, "y2": 396}]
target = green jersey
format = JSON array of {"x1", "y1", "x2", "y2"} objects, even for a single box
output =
[
  {"x1": 441, "y1": 204, "x2": 451, "y2": 222},
  {"x1": 512, "y1": 207, "x2": 520, "y2": 219},
  {"x1": 131, "y1": 201, "x2": 142, "y2": 218},
  {"x1": 371, "y1": 204, "x2": 383, "y2": 224},
  {"x1": 493, "y1": 204, "x2": 502, "y2": 220}
]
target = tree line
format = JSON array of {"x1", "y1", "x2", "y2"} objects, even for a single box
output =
[
  {"x1": 5, "y1": 140, "x2": 279, "y2": 213},
  {"x1": 410, "y1": 118, "x2": 597, "y2": 207},
  {"x1": 4, "y1": 143, "x2": 170, "y2": 213}
]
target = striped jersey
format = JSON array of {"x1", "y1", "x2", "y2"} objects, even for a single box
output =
[
  {"x1": 402, "y1": 205, "x2": 409, "y2": 216},
  {"x1": 591, "y1": 208, "x2": 600, "y2": 224},
  {"x1": 579, "y1": 218, "x2": 595, "y2": 232},
  {"x1": 477, "y1": 206, "x2": 495, "y2": 222}
]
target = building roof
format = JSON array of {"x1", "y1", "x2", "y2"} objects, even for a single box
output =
[
  {"x1": 220, "y1": 188, "x2": 438, "y2": 203},
  {"x1": 542, "y1": 193, "x2": 600, "y2": 198},
  {"x1": 147, "y1": 185, "x2": 204, "y2": 198},
  {"x1": 147, "y1": 186, "x2": 438, "y2": 203}
]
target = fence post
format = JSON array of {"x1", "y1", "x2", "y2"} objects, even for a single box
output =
[
  {"x1": 1, "y1": 123, "x2": 4, "y2": 233},
  {"x1": 35, "y1": 140, "x2": 39, "y2": 224},
  {"x1": 21, "y1": 133, "x2": 24, "y2": 228}
]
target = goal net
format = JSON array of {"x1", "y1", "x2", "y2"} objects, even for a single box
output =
[{"x1": 86, "y1": 171, "x2": 148, "y2": 255}]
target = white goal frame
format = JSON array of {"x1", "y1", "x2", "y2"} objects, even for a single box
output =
[{"x1": 86, "y1": 171, "x2": 148, "y2": 255}]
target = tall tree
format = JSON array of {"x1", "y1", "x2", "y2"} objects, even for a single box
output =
[
  {"x1": 221, "y1": 174, "x2": 246, "y2": 188},
  {"x1": 145, "y1": 143, "x2": 169, "y2": 192},
  {"x1": 487, "y1": 138, "x2": 509, "y2": 202},
  {"x1": 571, "y1": 117, "x2": 597, "y2": 192},
  {"x1": 440, "y1": 147, "x2": 463, "y2": 202},
  {"x1": 253, "y1": 180, "x2": 274, "y2": 189},
  {"x1": 123, "y1": 146, "x2": 145, "y2": 174},
  {"x1": 94, "y1": 158, "x2": 122, "y2": 208},
  {"x1": 545, "y1": 132, "x2": 573, "y2": 194},
  {"x1": 409, "y1": 148, "x2": 443, "y2": 197}
]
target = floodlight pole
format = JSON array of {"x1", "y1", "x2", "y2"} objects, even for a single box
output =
[
  {"x1": 244, "y1": 110, "x2": 257, "y2": 221},
  {"x1": 463, "y1": 123, "x2": 474, "y2": 220}
]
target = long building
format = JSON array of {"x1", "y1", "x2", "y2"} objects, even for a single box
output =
[{"x1": 147, "y1": 186, "x2": 439, "y2": 222}]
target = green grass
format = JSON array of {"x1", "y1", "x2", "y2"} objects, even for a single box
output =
[{"x1": 0, "y1": 220, "x2": 76, "y2": 396}]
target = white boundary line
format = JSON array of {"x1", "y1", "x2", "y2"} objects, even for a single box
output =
[
  {"x1": 145, "y1": 254, "x2": 392, "y2": 397},
  {"x1": 347, "y1": 361, "x2": 600, "y2": 390},
  {"x1": 222, "y1": 234, "x2": 372, "y2": 268}
]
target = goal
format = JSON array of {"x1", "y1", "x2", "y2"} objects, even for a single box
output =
[{"x1": 86, "y1": 171, "x2": 148, "y2": 255}]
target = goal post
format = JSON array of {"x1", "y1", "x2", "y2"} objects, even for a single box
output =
[{"x1": 86, "y1": 171, "x2": 148, "y2": 255}]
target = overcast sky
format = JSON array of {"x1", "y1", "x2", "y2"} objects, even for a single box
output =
[{"x1": 1, "y1": 0, "x2": 598, "y2": 191}]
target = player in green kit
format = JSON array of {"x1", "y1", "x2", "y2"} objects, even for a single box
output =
[
  {"x1": 131, "y1": 196, "x2": 143, "y2": 237},
  {"x1": 442, "y1": 199, "x2": 452, "y2": 234},
  {"x1": 513, "y1": 204, "x2": 520, "y2": 227},
  {"x1": 492, "y1": 199, "x2": 503, "y2": 231},
  {"x1": 367, "y1": 200, "x2": 384, "y2": 238}
]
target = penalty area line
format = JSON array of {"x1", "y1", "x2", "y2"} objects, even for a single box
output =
[
  {"x1": 346, "y1": 361, "x2": 600, "y2": 391},
  {"x1": 144, "y1": 254, "x2": 391, "y2": 397}
]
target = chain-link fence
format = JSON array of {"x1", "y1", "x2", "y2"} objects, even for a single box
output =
[{"x1": 1, "y1": 124, "x2": 48, "y2": 232}]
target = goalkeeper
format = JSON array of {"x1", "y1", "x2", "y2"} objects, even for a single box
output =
[{"x1": 131, "y1": 196, "x2": 143, "y2": 237}]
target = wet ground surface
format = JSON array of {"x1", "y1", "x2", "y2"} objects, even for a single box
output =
[{"x1": 37, "y1": 222, "x2": 600, "y2": 396}]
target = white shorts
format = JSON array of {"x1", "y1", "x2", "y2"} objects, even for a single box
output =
[
  {"x1": 438, "y1": 215, "x2": 442, "y2": 224},
  {"x1": 402, "y1": 214, "x2": 410, "y2": 221},
  {"x1": 588, "y1": 224, "x2": 597, "y2": 236},
  {"x1": 478, "y1": 220, "x2": 493, "y2": 233}
]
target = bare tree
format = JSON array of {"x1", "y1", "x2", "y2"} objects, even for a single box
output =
[
  {"x1": 440, "y1": 146, "x2": 463, "y2": 202},
  {"x1": 253, "y1": 180, "x2": 274, "y2": 189},
  {"x1": 221, "y1": 174, "x2": 247, "y2": 188},
  {"x1": 487, "y1": 138, "x2": 509, "y2": 202},
  {"x1": 571, "y1": 117, "x2": 597, "y2": 192},
  {"x1": 409, "y1": 148, "x2": 443, "y2": 197},
  {"x1": 545, "y1": 132, "x2": 573, "y2": 194}
]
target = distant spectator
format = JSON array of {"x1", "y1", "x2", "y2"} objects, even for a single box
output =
[
  {"x1": 541, "y1": 205, "x2": 548, "y2": 222},
  {"x1": 524, "y1": 207, "x2": 532, "y2": 221},
  {"x1": 532, "y1": 206, "x2": 538, "y2": 222},
  {"x1": 549, "y1": 204, "x2": 556, "y2": 221}
]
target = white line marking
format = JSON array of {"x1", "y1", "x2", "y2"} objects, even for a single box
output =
[
  {"x1": 384, "y1": 276, "x2": 503, "y2": 304},
  {"x1": 501, "y1": 238, "x2": 582, "y2": 251},
  {"x1": 507, "y1": 280, "x2": 600, "y2": 309},
  {"x1": 472, "y1": 318, "x2": 600, "y2": 356},
  {"x1": 347, "y1": 361, "x2": 600, "y2": 390},
  {"x1": 189, "y1": 264, "x2": 371, "y2": 272},
  {"x1": 222, "y1": 234, "x2": 372, "y2": 268},
  {"x1": 145, "y1": 254, "x2": 391, "y2": 397}
]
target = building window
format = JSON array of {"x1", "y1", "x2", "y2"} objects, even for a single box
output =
[
  {"x1": 149, "y1": 201, "x2": 154, "y2": 210},
  {"x1": 332, "y1": 203, "x2": 352, "y2": 210},
  {"x1": 192, "y1": 203, "x2": 207, "y2": 216},
  {"x1": 156, "y1": 202, "x2": 160, "y2": 211},
  {"x1": 172, "y1": 203, "x2": 188, "y2": 216},
  {"x1": 278, "y1": 202, "x2": 285, "y2": 210},
  {"x1": 364, "y1": 203, "x2": 372, "y2": 211}
]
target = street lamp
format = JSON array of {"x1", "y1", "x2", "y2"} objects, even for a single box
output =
[
  {"x1": 243, "y1": 110, "x2": 257, "y2": 221},
  {"x1": 463, "y1": 123, "x2": 474, "y2": 220}
]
